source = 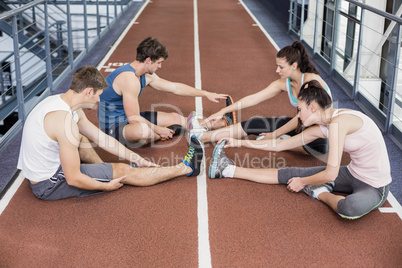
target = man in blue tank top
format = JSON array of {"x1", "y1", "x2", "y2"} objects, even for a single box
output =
[{"x1": 98, "y1": 37, "x2": 228, "y2": 146}]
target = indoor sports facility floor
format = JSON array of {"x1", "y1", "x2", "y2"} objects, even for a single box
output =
[{"x1": 0, "y1": 0, "x2": 401, "y2": 267}]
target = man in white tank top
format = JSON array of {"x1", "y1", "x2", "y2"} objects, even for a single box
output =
[{"x1": 17, "y1": 66, "x2": 204, "y2": 200}]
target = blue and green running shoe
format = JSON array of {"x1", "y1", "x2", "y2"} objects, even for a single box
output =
[{"x1": 182, "y1": 135, "x2": 204, "y2": 177}]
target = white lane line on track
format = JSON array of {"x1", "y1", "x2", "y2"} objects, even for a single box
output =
[
  {"x1": 194, "y1": 0, "x2": 212, "y2": 267},
  {"x1": 0, "y1": 1, "x2": 151, "y2": 217},
  {"x1": 239, "y1": 0, "x2": 402, "y2": 219},
  {"x1": 0, "y1": 172, "x2": 25, "y2": 215},
  {"x1": 379, "y1": 192, "x2": 402, "y2": 220},
  {"x1": 97, "y1": 0, "x2": 213, "y2": 261},
  {"x1": 97, "y1": 0, "x2": 150, "y2": 69},
  {"x1": 238, "y1": 0, "x2": 280, "y2": 51}
]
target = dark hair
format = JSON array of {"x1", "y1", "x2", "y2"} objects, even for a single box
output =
[
  {"x1": 277, "y1": 41, "x2": 319, "y2": 74},
  {"x1": 70, "y1": 66, "x2": 107, "y2": 93},
  {"x1": 298, "y1": 80, "x2": 332, "y2": 109},
  {"x1": 295, "y1": 80, "x2": 331, "y2": 133},
  {"x1": 136, "y1": 37, "x2": 169, "y2": 62}
]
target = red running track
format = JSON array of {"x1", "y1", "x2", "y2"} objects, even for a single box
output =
[{"x1": 0, "y1": 0, "x2": 400, "y2": 267}]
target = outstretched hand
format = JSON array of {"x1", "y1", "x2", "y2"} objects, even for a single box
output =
[
  {"x1": 202, "y1": 111, "x2": 224, "y2": 127},
  {"x1": 205, "y1": 92, "x2": 228, "y2": 103}
]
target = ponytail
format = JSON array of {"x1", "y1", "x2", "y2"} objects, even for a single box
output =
[
  {"x1": 277, "y1": 41, "x2": 319, "y2": 74},
  {"x1": 298, "y1": 80, "x2": 332, "y2": 109}
]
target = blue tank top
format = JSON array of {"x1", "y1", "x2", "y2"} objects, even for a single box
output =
[
  {"x1": 285, "y1": 73, "x2": 332, "y2": 108},
  {"x1": 98, "y1": 64, "x2": 146, "y2": 129}
]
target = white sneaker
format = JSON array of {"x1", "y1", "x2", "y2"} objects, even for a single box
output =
[
  {"x1": 278, "y1": 134, "x2": 291, "y2": 140},
  {"x1": 303, "y1": 182, "x2": 335, "y2": 199},
  {"x1": 256, "y1": 134, "x2": 291, "y2": 140},
  {"x1": 209, "y1": 140, "x2": 234, "y2": 179},
  {"x1": 186, "y1": 111, "x2": 206, "y2": 144},
  {"x1": 256, "y1": 135, "x2": 265, "y2": 140}
]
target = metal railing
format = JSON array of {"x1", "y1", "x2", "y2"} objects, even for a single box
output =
[
  {"x1": 0, "y1": 0, "x2": 137, "y2": 150},
  {"x1": 289, "y1": 0, "x2": 402, "y2": 148}
]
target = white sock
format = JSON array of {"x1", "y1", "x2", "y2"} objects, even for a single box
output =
[
  {"x1": 193, "y1": 117, "x2": 206, "y2": 130},
  {"x1": 313, "y1": 187, "x2": 330, "y2": 200},
  {"x1": 190, "y1": 128, "x2": 205, "y2": 139},
  {"x1": 222, "y1": 164, "x2": 236, "y2": 178}
]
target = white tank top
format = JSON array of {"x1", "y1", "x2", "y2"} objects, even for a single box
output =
[{"x1": 17, "y1": 95, "x2": 79, "y2": 182}]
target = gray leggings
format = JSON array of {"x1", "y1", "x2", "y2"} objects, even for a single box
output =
[{"x1": 278, "y1": 166, "x2": 389, "y2": 219}]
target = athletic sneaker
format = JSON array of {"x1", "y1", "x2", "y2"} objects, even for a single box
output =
[
  {"x1": 209, "y1": 140, "x2": 233, "y2": 179},
  {"x1": 186, "y1": 111, "x2": 207, "y2": 144},
  {"x1": 161, "y1": 124, "x2": 185, "y2": 140},
  {"x1": 256, "y1": 134, "x2": 291, "y2": 140},
  {"x1": 222, "y1": 96, "x2": 237, "y2": 126},
  {"x1": 277, "y1": 134, "x2": 291, "y2": 140},
  {"x1": 303, "y1": 182, "x2": 335, "y2": 199},
  {"x1": 181, "y1": 135, "x2": 204, "y2": 177},
  {"x1": 256, "y1": 135, "x2": 265, "y2": 141}
]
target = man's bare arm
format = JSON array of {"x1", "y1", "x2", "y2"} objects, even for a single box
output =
[
  {"x1": 45, "y1": 110, "x2": 123, "y2": 191},
  {"x1": 76, "y1": 109, "x2": 158, "y2": 167}
]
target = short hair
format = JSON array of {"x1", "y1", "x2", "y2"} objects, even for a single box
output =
[
  {"x1": 277, "y1": 41, "x2": 319, "y2": 74},
  {"x1": 136, "y1": 37, "x2": 169, "y2": 62},
  {"x1": 298, "y1": 80, "x2": 332, "y2": 109},
  {"x1": 69, "y1": 66, "x2": 107, "y2": 93}
]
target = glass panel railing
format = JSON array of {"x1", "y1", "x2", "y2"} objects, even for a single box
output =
[
  {"x1": 289, "y1": 0, "x2": 402, "y2": 147},
  {"x1": 0, "y1": 0, "x2": 137, "y2": 147}
]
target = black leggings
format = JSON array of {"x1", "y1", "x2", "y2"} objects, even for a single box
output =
[{"x1": 240, "y1": 117, "x2": 329, "y2": 155}]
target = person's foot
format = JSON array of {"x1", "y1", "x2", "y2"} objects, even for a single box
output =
[
  {"x1": 161, "y1": 124, "x2": 185, "y2": 140},
  {"x1": 186, "y1": 111, "x2": 207, "y2": 144},
  {"x1": 222, "y1": 96, "x2": 236, "y2": 126},
  {"x1": 303, "y1": 182, "x2": 335, "y2": 199},
  {"x1": 209, "y1": 140, "x2": 233, "y2": 179},
  {"x1": 181, "y1": 135, "x2": 204, "y2": 177}
]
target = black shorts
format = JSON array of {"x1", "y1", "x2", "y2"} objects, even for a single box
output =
[
  {"x1": 103, "y1": 111, "x2": 157, "y2": 145},
  {"x1": 240, "y1": 117, "x2": 329, "y2": 155}
]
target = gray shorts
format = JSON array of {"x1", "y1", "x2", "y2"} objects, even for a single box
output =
[
  {"x1": 29, "y1": 163, "x2": 113, "y2": 200},
  {"x1": 278, "y1": 166, "x2": 390, "y2": 219}
]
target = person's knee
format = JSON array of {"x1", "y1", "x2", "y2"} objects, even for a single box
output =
[
  {"x1": 112, "y1": 163, "x2": 130, "y2": 178},
  {"x1": 78, "y1": 135, "x2": 93, "y2": 149},
  {"x1": 124, "y1": 122, "x2": 153, "y2": 142},
  {"x1": 337, "y1": 199, "x2": 366, "y2": 220},
  {"x1": 241, "y1": 117, "x2": 266, "y2": 135},
  {"x1": 169, "y1": 112, "x2": 185, "y2": 125}
]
